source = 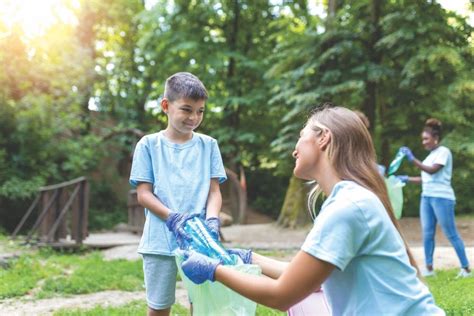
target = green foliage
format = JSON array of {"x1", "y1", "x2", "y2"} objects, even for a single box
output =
[
  {"x1": 2, "y1": 0, "x2": 474, "y2": 232},
  {"x1": 88, "y1": 181, "x2": 127, "y2": 231},
  {"x1": 247, "y1": 170, "x2": 289, "y2": 219},
  {"x1": 270, "y1": 0, "x2": 474, "y2": 218},
  {"x1": 0, "y1": 7, "x2": 105, "y2": 230}
]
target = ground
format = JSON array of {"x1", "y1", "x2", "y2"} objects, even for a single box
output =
[{"x1": 1, "y1": 215, "x2": 473, "y2": 315}]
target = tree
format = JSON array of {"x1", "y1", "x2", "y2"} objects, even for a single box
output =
[{"x1": 272, "y1": 0, "x2": 474, "y2": 224}]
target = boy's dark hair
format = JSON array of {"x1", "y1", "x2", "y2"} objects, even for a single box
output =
[{"x1": 164, "y1": 72, "x2": 208, "y2": 102}]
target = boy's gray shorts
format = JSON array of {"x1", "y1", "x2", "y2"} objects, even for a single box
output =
[{"x1": 142, "y1": 254, "x2": 178, "y2": 310}]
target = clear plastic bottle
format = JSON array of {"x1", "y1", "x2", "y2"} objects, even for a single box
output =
[{"x1": 182, "y1": 217, "x2": 237, "y2": 265}]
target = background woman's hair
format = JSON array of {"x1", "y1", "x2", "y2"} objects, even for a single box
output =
[
  {"x1": 306, "y1": 103, "x2": 420, "y2": 274},
  {"x1": 423, "y1": 118, "x2": 442, "y2": 140}
]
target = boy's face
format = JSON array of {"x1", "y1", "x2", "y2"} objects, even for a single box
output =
[{"x1": 162, "y1": 97, "x2": 205, "y2": 135}]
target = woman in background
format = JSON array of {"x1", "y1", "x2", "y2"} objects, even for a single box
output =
[{"x1": 398, "y1": 118, "x2": 471, "y2": 278}]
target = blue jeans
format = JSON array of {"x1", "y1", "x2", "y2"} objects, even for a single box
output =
[{"x1": 420, "y1": 196, "x2": 470, "y2": 268}]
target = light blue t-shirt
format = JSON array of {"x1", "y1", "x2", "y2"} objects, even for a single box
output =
[
  {"x1": 421, "y1": 146, "x2": 455, "y2": 201},
  {"x1": 301, "y1": 181, "x2": 444, "y2": 316},
  {"x1": 129, "y1": 131, "x2": 227, "y2": 255}
]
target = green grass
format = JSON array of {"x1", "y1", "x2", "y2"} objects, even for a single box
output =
[
  {"x1": 0, "y1": 249, "x2": 143, "y2": 299},
  {"x1": 54, "y1": 300, "x2": 189, "y2": 316},
  {"x1": 0, "y1": 255, "x2": 47, "y2": 298},
  {"x1": 53, "y1": 300, "x2": 284, "y2": 316},
  {"x1": 426, "y1": 269, "x2": 474, "y2": 315}
]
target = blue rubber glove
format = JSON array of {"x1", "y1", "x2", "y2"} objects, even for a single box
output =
[
  {"x1": 227, "y1": 248, "x2": 252, "y2": 264},
  {"x1": 181, "y1": 251, "x2": 221, "y2": 284},
  {"x1": 396, "y1": 175, "x2": 409, "y2": 184},
  {"x1": 205, "y1": 217, "x2": 220, "y2": 241},
  {"x1": 165, "y1": 212, "x2": 195, "y2": 248},
  {"x1": 400, "y1": 146, "x2": 415, "y2": 162}
]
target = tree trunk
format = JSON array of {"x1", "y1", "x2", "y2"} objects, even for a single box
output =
[
  {"x1": 363, "y1": 0, "x2": 382, "y2": 134},
  {"x1": 277, "y1": 175, "x2": 311, "y2": 228},
  {"x1": 278, "y1": 0, "x2": 339, "y2": 227}
]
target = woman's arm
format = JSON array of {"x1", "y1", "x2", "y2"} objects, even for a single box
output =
[
  {"x1": 412, "y1": 159, "x2": 443, "y2": 175},
  {"x1": 408, "y1": 176, "x2": 422, "y2": 184},
  {"x1": 252, "y1": 252, "x2": 289, "y2": 279},
  {"x1": 136, "y1": 182, "x2": 171, "y2": 220},
  {"x1": 215, "y1": 250, "x2": 334, "y2": 311},
  {"x1": 206, "y1": 179, "x2": 222, "y2": 218}
]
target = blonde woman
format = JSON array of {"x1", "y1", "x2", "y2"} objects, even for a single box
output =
[{"x1": 180, "y1": 105, "x2": 444, "y2": 315}]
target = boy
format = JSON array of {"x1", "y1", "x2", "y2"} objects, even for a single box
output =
[{"x1": 129, "y1": 72, "x2": 227, "y2": 316}]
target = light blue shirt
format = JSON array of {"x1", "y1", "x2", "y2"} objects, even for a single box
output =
[
  {"x1": 421, "y1": 146, "x2": 455, "y2": 200},
  {"x1": 302, "y1": 181, "x2": 444, "y2": 316},
  {"x1": 129, "y1": 131, "x2": 227, "y2": 255}
]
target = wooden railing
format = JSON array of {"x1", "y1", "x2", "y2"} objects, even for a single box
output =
[{"x1": 11, "y1": 177, "x2": 89, "y2": 245}]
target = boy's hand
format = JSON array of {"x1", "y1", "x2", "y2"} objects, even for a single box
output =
[
  {"x1": 227, "y1": 248, "x2": 252, "y2": 264},
  {"x1": 181, "y1": 251, "x2": 221, "y2": 284},
  {"x1": 165, "y1": 212, "x2": 194, "y2": 248},
  {"x1": 400, "y1": 146, "x2": 415, "y2": 162},
  {"x1": 205, "y1": 217, "x2": 220, "y2": 241}
]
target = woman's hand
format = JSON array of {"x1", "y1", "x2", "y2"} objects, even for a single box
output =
[
  {"x1": 181, "y1": 251, "x2": 221, "y2": 284},
  {"x1": 400, "y1": 146, "x2": 415, "y2": 162}
]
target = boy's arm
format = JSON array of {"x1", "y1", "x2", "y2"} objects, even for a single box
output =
[
  {"x1": 136, "y1": 182, "x2": 171, "y2": 220},
  {"x1": 205, "y1": 178, "x2": 222, "y2": 219}
]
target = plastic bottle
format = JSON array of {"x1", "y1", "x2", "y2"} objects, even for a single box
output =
[
  {"x1": 183, "y1": 217, "x2": 237, "y2": 265},
  {"x1": 387, "y1": 149, "x2": 406, "y2": 175}
]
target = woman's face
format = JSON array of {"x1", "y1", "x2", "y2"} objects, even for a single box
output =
[
  {"x1": 292, "y1": 126, "x2": 321, "y2": 180},
  {"x1": 421, "y1": 131, "x2": 438, "y2": 151}
]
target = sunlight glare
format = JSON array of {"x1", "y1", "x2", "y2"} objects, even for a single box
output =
[{"x1": 0, "y1": 0, "x2": 77, "y2": 39}]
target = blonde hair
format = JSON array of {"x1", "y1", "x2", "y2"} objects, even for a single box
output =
[{"x1": 306, "y1": 104, "x2": 419, "y2": 273}]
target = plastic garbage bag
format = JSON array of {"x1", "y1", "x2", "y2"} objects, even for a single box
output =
[
  {"x1": 176, "y1": 254, "x2": 261, "y2": 316},
  {"x1": 176, "y1": 216, "x2": 261, "y2": 315},
  {"x1": 385, "y1": 175, "x2": 405, "y2": 219},
  {"x1": 387, "y1": 149, "x2": 406, "y2": 175}
]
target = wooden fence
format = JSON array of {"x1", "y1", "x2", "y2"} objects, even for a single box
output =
[{"x1": 11, "y1": 177, "x2": 89, "y2": 245}]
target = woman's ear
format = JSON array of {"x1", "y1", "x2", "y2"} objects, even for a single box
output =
[
  {"x1": 161, "y1": 98, "x2": 169, "y2": 113},
  {"x1": 319, "y1": 130, "x2": 331, "y2": 151}
]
